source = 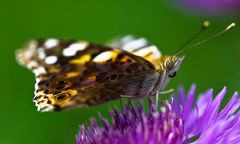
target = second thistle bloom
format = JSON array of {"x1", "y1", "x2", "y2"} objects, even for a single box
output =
[
  {"x1": 172, "y1": 85, "x2": 240, "y2": 143},
  {"x1": 170, "y1": 0, "x2": 240, "y2": 16}
]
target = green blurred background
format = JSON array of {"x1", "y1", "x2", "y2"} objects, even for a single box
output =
[{"x1": 0, "y1": 0, "x2": 239, "y2": 143}]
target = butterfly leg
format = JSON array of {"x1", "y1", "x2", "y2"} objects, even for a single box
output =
[
  {"x1": 120, "y1": 95, "x2": 136, "y2": 99},
  {"x1": 119, "y1": 98, "x2": 124, "y2": 112},
  {"x1": 156, "y1": 91, "x2": 159, "y2": 108},
  {"x1": 158, "y1": 89, "x2": 174, "y2": 95},
  {"x1": 119, "y1": 95, "x2": 135, "y2": 110},
  {"x1": 155, "y1": 89, "x2": 175, "y2": 107}
]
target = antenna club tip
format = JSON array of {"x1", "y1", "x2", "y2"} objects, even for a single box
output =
[
  {"x1": 226, "y1": 22, "x2": 236, "y2": 30},
  {"x1": 230, "y1": 22, "x2": 236, "y2": 27},
  {"x1": 203, "y1": 21, "x2": 210, "y2": 28}
]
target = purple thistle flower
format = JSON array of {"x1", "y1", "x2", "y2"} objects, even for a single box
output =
[
  {"x1": 77, "y1": 101, "x2": 183, "y2": 144},
  {"x1": 76, "y1": 85, "x2": 240, "y2": 144},
  {"x1": 175, "y1": 0, "x2": 240, "y2": 15}
]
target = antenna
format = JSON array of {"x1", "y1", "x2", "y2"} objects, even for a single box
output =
[
  {"x1": 174, "y1": 21, "x2": 210, "y2": 55},
  {"x1": 175, "y1": 22, "x2": 236, "y2": 56}
]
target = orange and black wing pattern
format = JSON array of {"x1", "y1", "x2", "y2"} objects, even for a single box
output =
[{"x1": 16, "y1": 36, "x2": 161, "y2": 112}]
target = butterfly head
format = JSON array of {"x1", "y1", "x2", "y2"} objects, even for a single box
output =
[{"x1": 162, "y1": 55, "x2": 185, "y2": 78}]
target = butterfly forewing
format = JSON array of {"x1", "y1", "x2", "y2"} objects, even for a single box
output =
[{"x1": 17, "y1": 37, "x2": 161, "y2": 112}]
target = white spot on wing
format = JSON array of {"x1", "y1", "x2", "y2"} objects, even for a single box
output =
[
  {"x1": 26, "y1": 41, "x2": 38, "y2": 56},
  {"x1": 109, "y1": 35, "x2": 134, "y2": 48},
  {"x1": 40, "y1": 106, "x2": 54, "y2": 112},
  {"x1": 33, "y1": 67, "x2": 46, "y2": 76},
  {"x1": 93, "y1": 51, "x2": 115, "y2": 62},
  {"x1": 121, "y1": 35, "x2": 135, "y2": 44},
  {"x1": 38, "y1": 48, "x2": 46, "y2": 59},
  {"x1": 149, "y1": 45, "x2": 161, "y2": 58},
  {"x1": 44, "y1": 38, "x2": 59, "y2": 49},
  {"x1": 122, "y1": 38, "x2": 148, "y2": 51},
  {"x1": 133, "y1": 47, "x2": 151, "y2": 57},
  {"x1": 63, "y1": 42, "x2": 89, "y2": 57},
  {"x1": 16, "y1": 40, "x2": 38, "y2": 67},
  {"x1": 27, "y1": 61, "x2": 38, "y2": 69},
  {"x1": 132, "y1": 45, "x2": 161, "y2": 58},
  {"x1": 34, "y1": 78, "x2": 40, "y2": 94},
  {"x1": 45, "y1": 56, "x2": 58, "y2": 64}
]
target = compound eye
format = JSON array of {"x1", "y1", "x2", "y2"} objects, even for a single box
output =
[
  {"x1": 168, "y1": 72, "x2": 176, "y2": 78},
  {"x1": 165, "y1": 61, "x2": 173, "y2": 70}
]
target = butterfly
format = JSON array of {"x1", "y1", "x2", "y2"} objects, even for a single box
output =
[{"x1": 16, "y1": 36, "x2": 184, "y2": 112}]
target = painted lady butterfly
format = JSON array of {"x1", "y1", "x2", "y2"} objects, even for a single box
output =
[{"x1": 16, "y1": 36, "x2": 184, "y2": 112}]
